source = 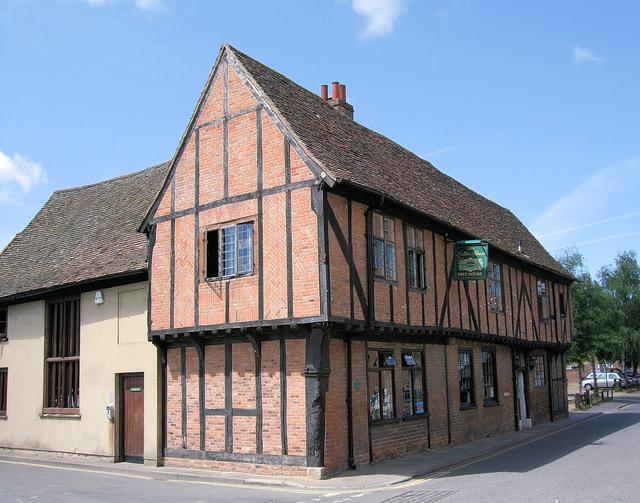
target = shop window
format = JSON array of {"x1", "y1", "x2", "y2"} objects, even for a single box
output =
[
  {"x1": 487, "y1": 262, "x2": 503, "y2": 313},
  {"x1": 537, "y1": 280, "x2": 550, "y2": 322},
  {"x1": 402, "y1": 351, "x2": 426, "y2": 416},
  {"x1": 533, "y1": 355, "x2": 545, "y2": 387},
  {"x1": 372, "y1": 212, "x2": 396, "y2": 281},
  {"x1": 458, "y1": 349, "x2": 475, "y2": 408},
  {"x1": 367, "y1": 350, "x2": 396, "y2": 421},
  {"x1": 406, "y1": 225, "x2": 426, "y2": 289},
  {"x1": 481, "y1": 349, "x2": 498, "y2": 403},
  {"x1": 204, "y1": 222, "x2": 254, "y2": 280}
]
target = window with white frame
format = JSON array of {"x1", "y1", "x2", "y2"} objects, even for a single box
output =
[
  {"x1": 537, "y1": 280, "x2": 550, "y2": 322},
  {"x1": 372, "y1": 212, "x2": 397, "y2": 281},
  {"x1": 367, "y1": 350, "x2": 396, "y2": 421},
  {"x1": 204, "y1": 222, "x2": 254, "y2": 279},
  {"x1": 481, "y1": 348, "x2": 498, "y2": 403},
  {"x1": 458, "y1": 349, "x2": 475, "y2": 407},
  {"x1": 406, "y1": 225, "x2": 426, "y2": 289},
  {"x1": 487, "y1": 262, "x2": 503, "y2": 313}
]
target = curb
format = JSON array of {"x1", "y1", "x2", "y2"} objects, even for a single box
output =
[{"x1": 0, "y1": 401, "x2": 628, "y2": 492}]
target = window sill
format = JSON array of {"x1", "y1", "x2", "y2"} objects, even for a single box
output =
[
  {"x1": 373, "y1": 277, "x2": 398, "y2": 285},
  {"x1": 408, "y1": 286, "x2": 427, "y2": 293},
  {"x1": 369, "y1": 417, "x2": 401, "y2": 427},
  {"x1": 41, "y1": 409, "x2": 81, "y2": 419},
  {"x1": 459, "y1": 404, "x2": 478, "y2": 411},
  {"x1": 0, "y1": 337, "x2": 7, "y2": 343},
  {"x1": 402, "y1": 413, "x2": 429, "y2": 422},
  {"x1": 0, "y1": 414, "x2": 6, "y2": 420},
  {"x1": 489, "y1": 309, "x2": 503, "y2": 315},
  {"x1": 202, "y1": 272, "x2": 254, "y2": 283},
  {"x1": 483, "y1": 400, "x2": 500, "y2": 408}
]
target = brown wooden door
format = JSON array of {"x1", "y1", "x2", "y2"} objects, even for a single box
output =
[{"x1": 121, "y1": 374, "x2": 144, "y2": 463}]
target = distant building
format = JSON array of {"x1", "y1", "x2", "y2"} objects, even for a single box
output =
[{"x1": 0, "y1": 44, "x2": 573, "y2": 478}]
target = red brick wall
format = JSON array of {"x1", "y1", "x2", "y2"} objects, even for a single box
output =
[
  {"x1": 446, "y1": 340, "x2": 515, "y2": 445},
  {"x1": 323, "y1": 194, "x2": 572, "y2": 345},
  {"x1": 149, "y1": 57, "x2": 320, "y2": 332},
  {"x1": 164, "y1": 336, "x2": 307, "y2": 469}
]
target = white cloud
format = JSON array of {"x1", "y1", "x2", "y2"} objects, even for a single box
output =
[
  {"x1": 80, "y1": 0, "x2": 168, "y2": 14},
  {"x1": 573, "y1": 45, "x2": 603, "y2": 65},
  {"x1": 352, "y1": 0, "x2": 407, "y2": 38},
  {"x1": 531, "y1": 155, "x2": 640, "y2": 252},
  {"x1": 0, "y1": 150, "x2": 48, "y2": 204}
]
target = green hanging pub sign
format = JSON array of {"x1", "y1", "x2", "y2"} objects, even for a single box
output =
[{"x1": 453, "y1": 240, "x2": 489, "y2": 280}]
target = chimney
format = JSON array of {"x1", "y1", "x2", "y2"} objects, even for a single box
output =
[{"x1": 320, "y1": 81, "x2": 354, "y2": 120}]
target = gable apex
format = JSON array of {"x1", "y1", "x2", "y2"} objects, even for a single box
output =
[{"x1": 139, "y1": 44, "x2": 330, "y2": 232}]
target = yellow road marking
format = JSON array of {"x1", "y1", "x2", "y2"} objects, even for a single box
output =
[{"x1": 0, "y1": 459, "x2": 153, "y2": 480}]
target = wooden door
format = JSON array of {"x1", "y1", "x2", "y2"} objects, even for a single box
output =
[{"x1": 121, "y1": 374, "x2": 144, "y2": 463}]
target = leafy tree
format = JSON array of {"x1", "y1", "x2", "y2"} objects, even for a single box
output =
[
  {"x1": 600, "y1": 251, "x2": 640, "y2": 372},
  {"x1": 557, "y1": 249, "x2": 621, "y2": 383}
]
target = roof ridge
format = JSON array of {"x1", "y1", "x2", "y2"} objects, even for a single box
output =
[
  {"x1": 53, "y1": 161, "x2": 170, "y2": 195},
  {"x1": 229, "y1": 46, "x2": 519, "y2": 217}
]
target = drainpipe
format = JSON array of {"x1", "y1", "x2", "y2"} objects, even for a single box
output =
[
  {"x1": 511, "y1": 345, "x2": 519, "y2": 431},
  {"x1": 346, "y1": 336, "x2": 356, "y2": 470},
  {"x1": 546, "y1": 350, "x2": 554, "y2": 422}
]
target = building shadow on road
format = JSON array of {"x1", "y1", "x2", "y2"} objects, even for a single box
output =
[{"x1": 439, "y1": 408, "x2": 638, "y2": 477}]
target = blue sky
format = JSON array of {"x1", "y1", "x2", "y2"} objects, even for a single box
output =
[{"x1": 1, "y1": 0, "x2": 638, "y2": 276}]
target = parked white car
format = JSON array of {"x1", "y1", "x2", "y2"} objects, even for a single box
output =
[{"x1": 581, "y1": 372, "x2": 620, "y2": 390}]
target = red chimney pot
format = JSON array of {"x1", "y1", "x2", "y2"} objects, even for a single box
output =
[
  {"x1": 339, "y1": 84, "x2": 346, "y2": 102},
  {"x1": 331, "y1": 81, "x2": 340, "y2": 101},
  {"x1": 320, "y1": 84, "x2": 328, "y2": 101}
]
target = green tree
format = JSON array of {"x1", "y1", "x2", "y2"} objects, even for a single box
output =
[
  {"x1": 600, "y1": 251, "x2": 640, "y2": 372},
  {"x1": 557, "y1": 249, "x2": 621, "y2": 383}
]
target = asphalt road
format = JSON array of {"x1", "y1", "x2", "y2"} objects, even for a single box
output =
[{"x1": 1, "y1": 397, "x2": 639, "y2": 503}]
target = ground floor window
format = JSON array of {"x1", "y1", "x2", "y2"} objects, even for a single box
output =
[
  {"x1": 481, "y1": 348, "x2": 498, "y2": 403},
  {"x1": 458, "y1": 349, "x2": 475, "y2": 407},
  {"x1": 44, "y1": 298, "x2": 80, "y2": 413},
  {"x1": 533, "y1": 355, "x2": 545, "y2": 387},
  {"x1": 0, "y1": 368, "x2": 6, "y2": 416},
  {"x1": 402, "y1": 351, "x2": 426, "y2": 416},
  {"x1": 368, "y1": 349, "x2": 396, "y2": 421}
]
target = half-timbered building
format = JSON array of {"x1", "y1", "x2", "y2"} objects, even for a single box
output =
[{"x1": 142, "y1": 45, "x2": 573, "y2": 478}]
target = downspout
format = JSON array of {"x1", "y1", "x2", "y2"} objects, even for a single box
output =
[
  {"x1": 443, "y1": 340, "x2": 452, "y2": 445},
  {"x1": 346, "y1": 336, "x2": 355, "y2": 470},
  {"x1": 546, "y1": 350, "x2": 554, "y2": 422},
  {"x1": 511, "y1": 345, "x2": 519, "y2": 431}
]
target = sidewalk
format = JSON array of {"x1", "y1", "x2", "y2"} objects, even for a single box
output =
[{"x1": 0, "y1": 399, "x2": 627, "y2": 491}]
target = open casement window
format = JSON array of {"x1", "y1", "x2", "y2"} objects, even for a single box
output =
[
  {"x1": 487, "y1": 262, "x2": 503, "y2": 313},
  {"x1": 402, "y1": 351, "x2": 426, "y2": 416},
  {"x1": 533, "y1": 355, "x2": 545, "y2": 387},
  {"x1": 0, "y1": 307, "x2": 6, "y2": 341},
  {"x1": 372, "y1": 212, "x2": 397, "y2": 281},
  {"x1": 204, "y1": 222, "x2": 254, "y2": 280},
  {"x1": 44, "y1": 298, "x2": 80, "y2": 414},
  {"x1": 0, "y1": 368, "x2": 6, "y2": 416},
  {"x1": 481, "y1": 349, "x2": 498, "y2": 404},
  {"x1": 458, "y1": 349, "x2": 475, "y2": 408},
  {"x1": 537, "y1": 280, "x2": 550, "y2": 322},
  {"x1": 406, "y1": 225, "x2": 426, "y2": 289},
  {"x1": 367, "y1": 350, "x2": 396, "y2": 421}
]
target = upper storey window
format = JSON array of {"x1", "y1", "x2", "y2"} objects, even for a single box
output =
[
  {"x1": 0, "y1": 307, "x2": 6, "y2": 341},
  {"x1": 406, "y1": 225, "x2": 426, "y2": 289},
  {"x1": 487, "y1": 262, "x2": 503, "y2": 313},
  {"x1": 204, "y1": 222, "x2": 254, "y2": 280},
  {"x1": 537, "y1": 279, "x2": 550, "y2": 323},
  {"x1": 372, "y1": 212, "x2": 397, "y2": 281}
]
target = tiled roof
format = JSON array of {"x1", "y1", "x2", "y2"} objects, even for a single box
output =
[
  {"x1": 0, "y1": 162, "x2": 170, "y2": 302},
  {"x1": 229, "y1": 45, "x2": 570, "y2": 279}
]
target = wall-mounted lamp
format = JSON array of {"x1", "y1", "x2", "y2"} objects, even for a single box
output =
[{"x1": 94, "y1": 290, "x2": 104, "y2": 305}]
